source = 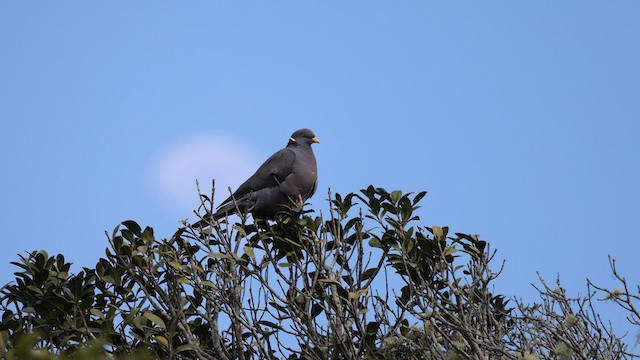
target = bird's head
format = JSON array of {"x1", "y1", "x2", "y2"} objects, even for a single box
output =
[{"x1": 288, "y1": 128, "x2": 320, "y2": 147}]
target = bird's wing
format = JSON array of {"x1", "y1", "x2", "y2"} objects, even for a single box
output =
[{"x1": 217, "y1": 148, "x2": 296, "y2": 208}]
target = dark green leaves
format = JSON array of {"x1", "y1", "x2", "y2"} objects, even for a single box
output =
[{"x1": 2, "y1": 184, "x2": 620, "y2": 360}]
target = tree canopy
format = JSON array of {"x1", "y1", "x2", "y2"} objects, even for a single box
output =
[{"x1": 1, "y1": 186, "x2": 638, "y2": 359}]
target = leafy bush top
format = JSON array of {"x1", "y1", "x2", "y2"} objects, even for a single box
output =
[{"x1": 1, "y1": 186, "x2": 638, "y2": 359}]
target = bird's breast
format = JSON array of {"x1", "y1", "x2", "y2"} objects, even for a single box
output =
[{"x1": 283, "y1": 150, "x2": 317, "y2": 198}]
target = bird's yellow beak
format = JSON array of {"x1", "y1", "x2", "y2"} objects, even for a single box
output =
[{"x1": 311, "y1": 137, "x2": 320, "y2": 144}]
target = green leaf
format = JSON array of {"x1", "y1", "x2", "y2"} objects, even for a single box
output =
[
  {"x1": 26, "y1": 285, "x2": 43, "y2": 295},
  {"x1": 361, "y1": 268, "x2": 377, "y2": 281},
  {"x1": 22, "y1": 307, "x2": 36, "y2": 314},
  {"x1": 155, "y1": 335, "x2": 169, "y2": 347},
  {"x1": 101, "y1": 275, "x2": 116, "y2": 285},
  {"x1": 413, "y1": 191, "x2": 427, "y2": 204},
  {"x1": 143, "y1": 311, "x2": 166, "y2": 330},
  {"x1": 208, "y1": 252, "x2": 231, "y2": 259},
  {"x1": 258, "y1": 320, "x2": 281, "y2": 329},
  {"x1": 122, "y1": 220, "x2": 142, "y2": 236},
  {"x1": 90, "y1": 308, "x2": 105, "y2": 320},
  {"x1": 244, "y1": 246, "x2": 255, "y2": 259},
  {"x1": 391, "y1": 190, "x2": 402, "y2": 204},
  {"x1": 111, "y1": 225, "x2": 121, "y2": 239},
  {"x1": 366, "y1": 321, "x2": 380, "y2": 336},
  {"x1": 311, "y1": 303, "x2": 324, "y2": 319},
  {"x1": 432, "y1": 225, "x2": 443, "y2": 240},
  {"x1": 176, "y1": 344, "x2": 199, "y2": 353},
  {"x1": 368, "y1": 238, "x2": 383, "y2": 249},
  {"x1": 402, "y1": 237, "x2": 414, "y2": 254},
  {"x1": 131, "y1": 316, "x2": 145, "y2": 330},
  {"x1": 444, "y1": 246, "x2": 457, "y2": 257},
  {"x1": 201, "y1": 280, "x2": 217, "y2": 289},
  {"x1": 318, "y1": 278, "x2": 341, "y2": 285},
  {"x1": 142, "y1": 226, "x2": 155, "y2": 242}
]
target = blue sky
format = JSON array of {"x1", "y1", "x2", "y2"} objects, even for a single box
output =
[{"x1": 1, "y1": 1, "x2": 639, "y2": 343}]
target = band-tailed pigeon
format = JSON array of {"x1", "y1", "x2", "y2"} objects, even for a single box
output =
[{"x1": 207, "y1": 128, "x2": 319, "y2": 221}]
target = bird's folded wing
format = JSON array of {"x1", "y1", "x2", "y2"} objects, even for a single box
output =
[{"x1": 217, "y1": 148, "x2": 296, "y2": 208}]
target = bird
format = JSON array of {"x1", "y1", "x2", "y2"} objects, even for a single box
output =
[{"x1": 199, "y1": 128, "x2": 319, "y2": 224}]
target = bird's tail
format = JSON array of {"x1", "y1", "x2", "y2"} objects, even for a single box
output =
[{"x1": 191, "y1": 197, "x2": 250, "y2": 228}]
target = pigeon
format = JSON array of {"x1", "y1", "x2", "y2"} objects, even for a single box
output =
[{"x1": 204, "y1": 128, "x2": 319, "y2": 222}]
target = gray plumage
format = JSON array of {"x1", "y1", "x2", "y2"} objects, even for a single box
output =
[{"x1": 211, "y1": 128, "x2": 319, "y2": 220}]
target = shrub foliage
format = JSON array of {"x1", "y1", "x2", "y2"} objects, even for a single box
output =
[{"x1": 1, "y1": 186, "x2": 638, "y2": 359}]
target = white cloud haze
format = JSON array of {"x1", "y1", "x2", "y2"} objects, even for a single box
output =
[{"x1": 149, "y1": 132, "x2": 261, "y2": 217}]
